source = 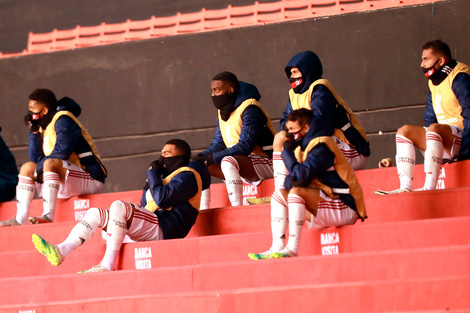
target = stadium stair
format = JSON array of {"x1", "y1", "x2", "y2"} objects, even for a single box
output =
[{"x1": 0, "y1": 160, "x2": 469, "y2": 311}]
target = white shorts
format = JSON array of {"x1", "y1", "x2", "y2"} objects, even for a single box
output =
[
  {"x1": 422, "y1": 126, "x2": 462, "y2": 159},
  {"x1": 307, "y1": 190, "x2": 358, "y2": 229},
  {"x1": 242, "y1": 155, "x2": 273, "y2": 186},
  {"x1": 37, "y1": 160, "x2": 103, "y2": 199},
  {"x1": 333, "y1": 136, "x2": 368, "y2": 170},
  {"x1": 126, "y1": 202, "x2": 164, "y2": 241}
]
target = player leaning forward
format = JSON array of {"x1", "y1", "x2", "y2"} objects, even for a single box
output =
[
  {"x1": 376, "y1": 40, "x2": 470, "y2": 194},
  {"x1": 32, "y1": 139, "x2": 211, "y2": 272},
  {"x1": 249, "y1": 109, "x2": 366, "y2": 259},
  {"x1": 0, "y1": 89, "x2": 107, "y2": 226}
]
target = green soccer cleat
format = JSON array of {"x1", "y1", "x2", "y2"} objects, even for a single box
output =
[
  {"x1": 246, "y1": 197, "x2": 272, "y2": 205},
  {"x1": 270, "y1": 249, "x2": 297, "y2": 259},
  {"x1": 32, "y1": 234, "x2": 63, "y2": 266},
  {"x1": 248, "y1": 252, "x2": 271, "y2": 260}
]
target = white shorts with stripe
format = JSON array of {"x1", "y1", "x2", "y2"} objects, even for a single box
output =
[
  {"x1": 307, "y1": 190, "x2": 358, "y2": 229},
  {"x1": 333, "y1": 136, "x2": 368, "y2": 170},
  {"x1": 126, "y1": 202, "x2": 164, "y2": 241},
  {"x1": 37, "y1": 160, "x2": 103, "y2": 199},
  {"x1": 421, "y1": 125, "x2": 463, "y2": 159},
  {"x1": 242, "y1": 155, "x2": 274, "y2": 186}
]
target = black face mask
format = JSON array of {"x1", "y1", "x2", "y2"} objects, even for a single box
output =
[
  {"x1": 159, "y1": 155, "x2": 189, "y2": 178},
  {"x1": 212, "y1": 92, "x2": 238, "y2": 121},
  {"x1": 289, "y1": 77, "x2": 304, "y2": 93},
  {"x1": 423, "y1": 59, "x2": 456, "y2": 86},
  {"x1": 284, "y1": 129, "x2": 305, "y2": 150}
]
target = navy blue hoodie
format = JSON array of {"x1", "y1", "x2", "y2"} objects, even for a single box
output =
[{"x1": 202, "y1": 81, "x2": 274, "y2": 163}]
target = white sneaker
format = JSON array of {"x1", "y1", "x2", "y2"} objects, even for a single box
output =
[
  {"x1": 375, "y1": 188, "x2": 411, "y2": 195},
  {"x1": 78, "y1": 264, "x2": 110, "y2": 273},
  {"x1": 413, "y1": 187, "x2": 431, "y2": 192}
]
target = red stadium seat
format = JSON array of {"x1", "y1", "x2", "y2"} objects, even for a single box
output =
[
  {"x1": 126, "y1": 17, "x2": 154, "y2": 40},
  {"x1": 256, "y1": 1, "x2": 285, "y2": 23},
  {"x1": 177, "y1": 11, "x2": 204, "y2": 34},
  {"x1": 27, "y1": 31, "x2": 55, "y2": 53},
  {"x1": 311, "y1": 0, "x2": 340, "y2": 15},
  {"x1": 101, "y1": 21, "x2": 130, "y2": 44},
  {"x1": 284, "y1": 0, "x2": 315, "y2": 19},
  {"x1": 228, "y1": 3, "x2": 258, "y2": 27},
  {"x1": 202, "y1": 7, "x2": 230, "y2": 30},
  {"x1": 52, "y1": 27, "x2": 79, "y2": 50},
  {"x1": 151, "y1": 15, "x2": 178, "y2": 37},
  {"x1": 76, "y1": 23, "x2": 105, "y2": 47}
]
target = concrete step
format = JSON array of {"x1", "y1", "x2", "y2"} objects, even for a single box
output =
[
  {"x1": 0, "y1": 245, "x2": 468, "y2": 306},
  {"x1": 2, "y1": 215, "x2": 469, "y2": 278},
  {"x1": 1, "y1": 160, "x2": 469, "y2": 222},
  {"x1": 1, "y1": 275, "x2": 469, "y2": 313}
]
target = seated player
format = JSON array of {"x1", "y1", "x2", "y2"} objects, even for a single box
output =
[
  {"x1": 32, "y1": 139, "x2": 211, "y2": 272},
  {"x1": 248, "y1": 109, "x2": 367, "y2": 259},
  {"x1": 273, "y1": 51, "x2": 370, "y2": 193},
  {"x1": 198, "y1": 71, "x2": 275, "y2": 207},
  {"x1": 376, "y1": 40, "x2": 470, "y2": 194}
]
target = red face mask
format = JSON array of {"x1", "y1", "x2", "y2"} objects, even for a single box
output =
[{"x1": 289, "y1": 77, "x2": 303, "y2": 89}]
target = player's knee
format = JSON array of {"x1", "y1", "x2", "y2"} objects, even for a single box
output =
[
  {"x1": 273, "y1": 131, "x2": 287, "y2": 152},
  {"x1": 19, "y1": 161, "x2": 37, "y2": 177},
  {"x1": 397, "y1": 125, "x2": 413, "y2": 137},
  {"x1": 109, "y1": 200, "x2": 127, "y2": 217},
  {"x1": 82, "y1": 207, "x2": 108, "y2": 229},
  {"x1": 43, "y1": 158, "x2": 63, "y2": 172},
  {"x1": 427, "y1": 123, "x2": 447, "y2": 134},
  {"x1": 221, "y1": 156, "x2": 240, "y2": 173}
]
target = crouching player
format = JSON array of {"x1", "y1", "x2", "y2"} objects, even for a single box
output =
[
  {"x1": 32, "y1": 139, "x2": 211, "y2": 272},
  {"x1": 248, "y1": 109, "x2": 367, "y2": 259}
]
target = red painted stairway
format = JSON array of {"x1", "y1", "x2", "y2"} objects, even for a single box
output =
[{"x1": 0, "y1": 161, "x2": 469, "y2": 312}]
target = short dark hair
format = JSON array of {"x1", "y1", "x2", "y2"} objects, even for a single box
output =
[
  {"x1": 29, "y1": 88, "x2": 57, "y2": 109},
  {"x1": 423, "y1": 39, "x2": 452, "y2": 60},
  {"x1": 212, "y1": 71, "x2": 240, "y2": 91},
  {"x1": 166, "y1": 139, "x2": 191, "y2": 160},
  {"x1": 286, "y1": 108, "x2": 314, "y2": 128}
]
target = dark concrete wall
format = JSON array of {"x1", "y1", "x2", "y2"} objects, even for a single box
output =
[
  {"x1": 0, "y1": 0, "x2": 277, "y2": 53},
  {"x1": 0, "y1": 0, "x2": 468, "y2": 192}
]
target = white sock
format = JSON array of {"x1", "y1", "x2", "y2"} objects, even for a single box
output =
[
  {"x1": 273, "y1": 152, "x2": 288, "y2": 191},
  {"x1": 42, "y1": 172, "x2": 60, "y2": 221},
  {"x1": 285, "y1": 194, "x2": 306, "y2": 254},
  {"x1": 15, "y1": 175, "x2": 36, "y2": 225},
  {"x1": 395, "y1": 134, "x2": 415, "y2": 190},
  {"x1": 220, "y1": 156, "x2": 243, "y2": 206},
  {"x1": 423, "y1": 131, "x2": 444, "y2": 190},
  {"x1": 59, "y1": 207, "x2": 109, "y2": 257},
  {"x1": 270, "y1": 190, "x2": 288, "y2": 252},
  {"x1": 200, "y1": 188, "x2": 211, "y2": 210},
  {"x1": 101, "y1": 201, "x2": 133, "y2": 270}
]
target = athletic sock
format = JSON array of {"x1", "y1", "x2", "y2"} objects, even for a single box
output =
[
  {"x1": 285, "y1": 194, "x2": 306, "y2": 255},
  {"x1": 100, "y1": 201, "x2": 133, "y2": 270},
  {"x1": 42, "y1": 172, "x2": 60, "y2": 221},
  {"x1": 395, "y1": 134, "x2": 415, "y2": 190},
  {"x1": 423, "y1": 131, "x2": 444, "y2": 190},
  {"x1": 220, "y1": 156, "x2": 243, "y2": 206},
  {"x1": 270, "y1": 190, "x2": 288, "y2": 252},
  {"x1": 15, "y1": 175, "x2": 36, "y2": 225},
  {"x1": 199, "y1": 188, "x2": 211, "y2": 210},
  {"x1": 273, "y1": 152, "x2": 288, "y2": 191},
  {"x1": 59, "y1": 207, "x2": 109, "y2": 257}
]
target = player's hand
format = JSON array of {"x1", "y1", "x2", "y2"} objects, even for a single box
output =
[
  {"x1": 149, "y1": 160, "x2": 163, "y2": 172},
  {"x1": 204, "y1": 154, "x2": 214, "y2": 166},
  {"x1": 24, "y1": 112, "x2": 40, "y2": 133},
  {"x1": 283, "y1": 137, "x2": 299, "y2": 151}
]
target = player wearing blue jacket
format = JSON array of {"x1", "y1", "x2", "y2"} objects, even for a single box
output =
[
  {"x1": 198, "y1": 72, "x2": 275, "y2": 207},
  {"x1": 0, "y1": 89, "x2": 106, "y2": 227},
  {"x1": 376, "y1": 40, "x2": 470, "y2": 194},
  {"x1": 273, "y1": 51, "x2": 369, "y2": 192},
  {"x1": 249, "y1": 109, "x2": 366, "y2": 259},
  {"x1": 0, "y1": 125, "x2": 18, "y2": 202},
  {"x1": 33, "y1": 139, "x2": 211, "y2": 272}
]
